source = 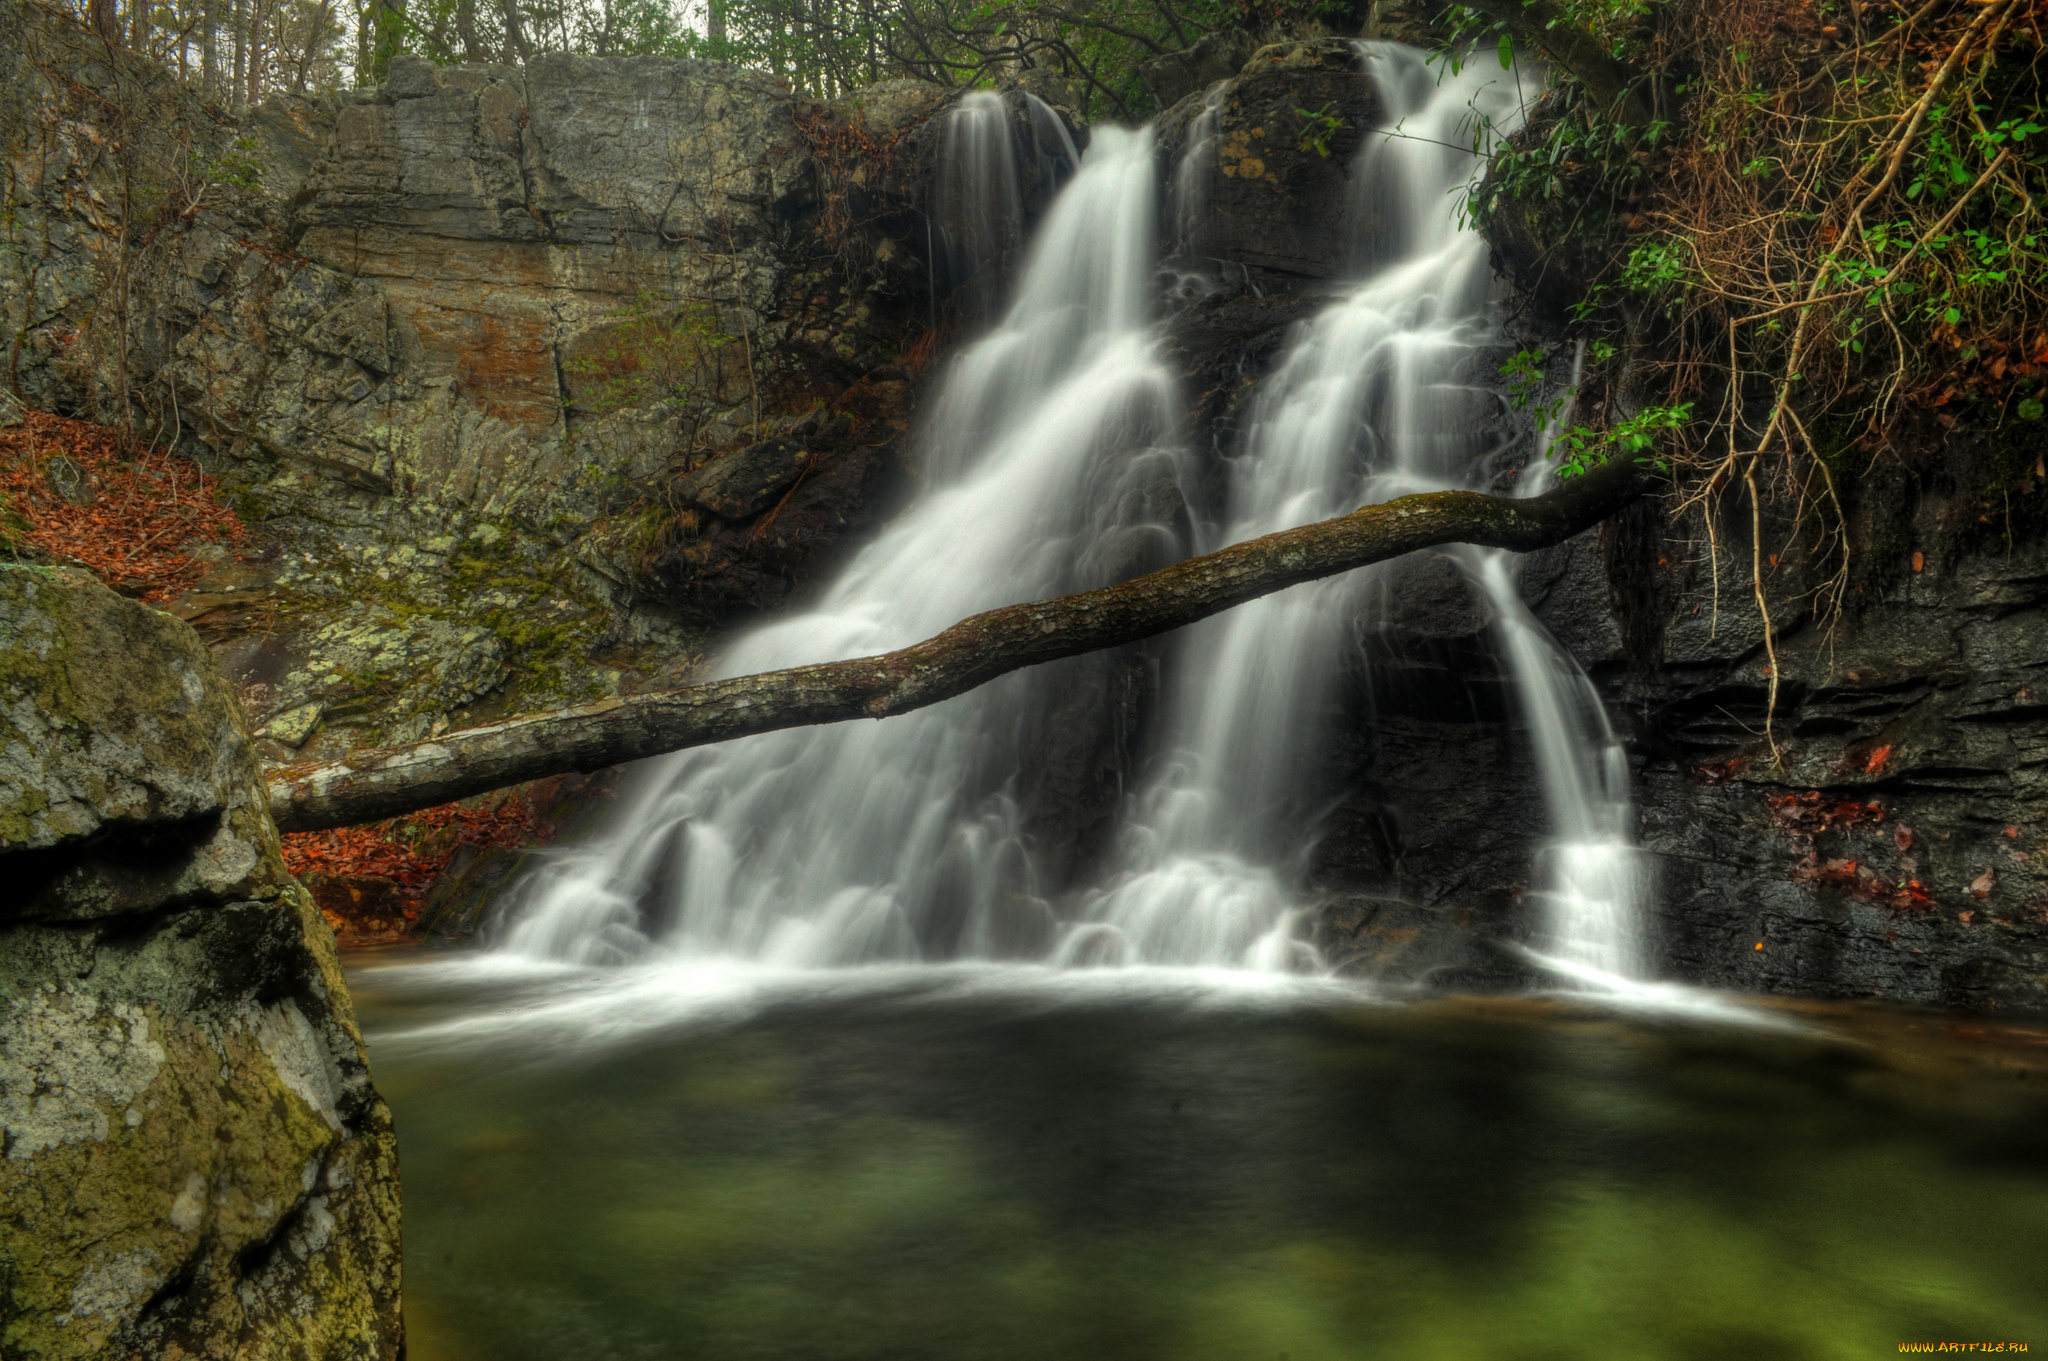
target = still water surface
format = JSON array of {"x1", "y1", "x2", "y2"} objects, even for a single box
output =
[{"x1": 346, "y1": 951, "x2": 2048, "y2": 1361}]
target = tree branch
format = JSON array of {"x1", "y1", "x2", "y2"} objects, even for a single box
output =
[
  {"x1": 1459, "y1": 0, "x2": 1655, "y2": 129},
  {"x1": 268, "y1": 460, "x2": 1654, "y2": 832}
]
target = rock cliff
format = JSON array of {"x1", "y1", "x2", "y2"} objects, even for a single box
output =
[
  {"x1": 0, "y1": 564, "x2": 401, "y2": 1359},
  {"x1": 1, "y1": 0, "x2": 1079, "y2": 766},
  {"x1": 6, "y1": 1, "x2": 2044, "y2": 1013}
]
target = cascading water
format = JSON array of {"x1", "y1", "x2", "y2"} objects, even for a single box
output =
[
  {"x1": 931, "y1": 91, "x2": 1080, "y2": 319},
  {"x1": 1080, "y1": 44, "x2": 1562, "y2": 970},
  {"x1": 1469, "y1": 549, "x2": 1645, "y2": 978},
  {"x1": 498, "y1": 44, "x2": 1647, "y2": 981},
  {"x1": 497, "y1": 123, "x2": 1180, "y2": 967},
  {"x1": 1461, "y1": 359, "x2": 1644, "y2": 979}
]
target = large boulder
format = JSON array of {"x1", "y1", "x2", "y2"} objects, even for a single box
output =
[
  {"x1": 0, "y1": 565, "x2": 402, "y2": 1359},
  {"x1": 1156, "y1": 38, "x2": 1382, "y2": 281}
]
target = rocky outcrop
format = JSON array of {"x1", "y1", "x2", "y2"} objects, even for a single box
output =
[
  {"x1": 0, "y1": 0, "x2": 1081, "y2": 763},
  {"x1": 0, "y1": 564, "x2": 401, "y2": 1358},
  {"x1": 1157, "y1": 38, "x2": 1381, "y2": 284}
]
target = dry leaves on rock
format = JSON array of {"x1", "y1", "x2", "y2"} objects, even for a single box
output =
[{"x1": 0, "y1": 408, "x2": 245, "y2": 600}]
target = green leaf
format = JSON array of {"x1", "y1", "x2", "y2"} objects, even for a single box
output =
[
  {"x1": 2021, "y1": 398, "x2": 2046, "y2": 421},
  {"x1": 1944, "y1": 307, "x2": 1963, "y2": 326},
  {"x1": 1498, "y1": 33, "x2": 1514, "y2": 69}
]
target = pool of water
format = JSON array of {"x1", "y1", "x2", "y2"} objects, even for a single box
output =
[{"x1": 346, "y1": 951, "x2": 2048, "y2": 1361}]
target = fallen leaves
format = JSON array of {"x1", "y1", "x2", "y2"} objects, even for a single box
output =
[
  {"x1": 0, "y1": 408, "x2": 245, "y2": 599},
  {"x1": 282, "y1": 798, "x2": 539, "y2": 938},
  {"x1": 1768, "y1": 789, "x2": 1937, "y2": 911},
  {"x1": 1766, "y1": 789, "x2": 1887, "y2": 836}
]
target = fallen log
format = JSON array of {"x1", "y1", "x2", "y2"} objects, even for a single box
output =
[{"x1": 268, "y1": 460, "x2": 1653, "y2": 832}]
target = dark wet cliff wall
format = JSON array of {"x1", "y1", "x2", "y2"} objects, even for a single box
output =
[{"x1": 5, "y1": 0, "x2": 2043, "y2": 1013}]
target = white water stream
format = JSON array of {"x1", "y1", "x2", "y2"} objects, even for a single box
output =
[
  {"x1": 502, "y1": 124, "x2": 1177, "y2": 967},
  {"x1": 495, "y1": 46, "x2": 1646, "y2": 981}
]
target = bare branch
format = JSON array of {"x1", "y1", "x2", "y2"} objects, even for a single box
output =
[{"x1": 269, "y1": 461, "x2": 1654, "y2": 831}]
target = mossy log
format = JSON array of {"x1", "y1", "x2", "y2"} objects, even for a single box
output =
[{"x1": 268, "y1": 460, "x2": 1653, "y2": 832}]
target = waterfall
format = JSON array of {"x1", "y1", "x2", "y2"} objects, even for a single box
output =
[
  {"x1": 1078, "y1": 45, "x2": 1544, "y2": 970},
  {"x1": 495, "y1": 44, "x2": 1647, "y2": 982},
  {"x1": 1462, "y1": 352, "x2": 1644, "y2": 979},
  {"x1": 497, "y1": 125, "x2": 1177, "y2": 967},
  {"x1": 931, "y1": 91, "x2": 1080, "y2": 320},
  {"x1": 1469, "y1": 552, "x2": 1644, "y2": 978}
]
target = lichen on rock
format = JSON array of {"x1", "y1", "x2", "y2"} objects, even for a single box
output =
[{"x1": 0, "y1": 566, "x2": 401, "y2": 1360}]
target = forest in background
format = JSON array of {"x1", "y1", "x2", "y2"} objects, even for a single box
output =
[{"x1": 49, "y1": 0, "x2": 1360, "y2": 118}]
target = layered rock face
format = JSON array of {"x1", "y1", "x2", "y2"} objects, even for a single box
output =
[
  {"x1": 1138, "y1": 41, "x2": 2048, "y2": 1011},
  {"x1": 1308, "y1": 502, "x2": 2048, "y2": 1013},
  {"x1": 1620, "y1": 487, "x2": 2048, "y2": 1011},
  {"x1": 0, "y1": 0, "x2": 1080, "y2": 762},
  {"x1": 0, "y1": 565, "x2": 401, "y2": 1359}
]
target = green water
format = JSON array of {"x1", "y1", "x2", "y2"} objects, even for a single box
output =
[{"x1": 346, "y1": 957, "x2": 2048, "y2": 1361}]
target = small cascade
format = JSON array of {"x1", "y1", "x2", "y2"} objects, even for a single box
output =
[
  {"x1": 1078, "y1": 44, "x2": 1529, "y2": 969},
  {"x1": 930, "y1": 92, "x2": 1079, "y2": 321},
  {"x1": 1461, "y1": 357, "x2": 1644, "y2": 979},
  {"x1": 1167, "y1": 83, "x2": 1228, "y2": 258},
  {"x1": 497, "y1": 127, "x2": 1177, "y2": 967},
  {"x1": 1469, "y1": 552, "x2": 1644, "y2": 978}
]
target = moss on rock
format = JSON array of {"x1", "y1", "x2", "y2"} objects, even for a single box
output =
[{"x1": 0, "y1": 569, "x2": 402, "y2": 1359}]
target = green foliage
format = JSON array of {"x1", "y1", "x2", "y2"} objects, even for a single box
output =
[
  {"x1": 398, "y1": 0, "x2": 702, "y2": 65},
  {"x1": 375, "y1": 0, "x2": 1361, "y2": 118},
  {"x1": 1456, "y1": 74, "x2": 1667, "y2": 235},
  {"x1": 563, "y1": 292, "x2": 737, "y2": 420},
  {"x1": 205, "y1": 137, "x2": 265, "y2": 191},
  {"x1": 1501, "y1": 346, "x2": 1689, "y2": 479},
  {"x1": 1549, "y1": 401, "x2": 1690, "y2": 478},
  {"x1": 1295, "y1": 103, "x2": 1347, "y2": 158}
]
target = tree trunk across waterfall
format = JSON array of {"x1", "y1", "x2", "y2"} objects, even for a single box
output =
[{"x1": 268, "y1": 461, "x2": 1655, "y2": 832}]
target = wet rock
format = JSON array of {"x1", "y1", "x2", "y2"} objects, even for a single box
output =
[
  {"x1": 678, "y1": 437, "x2": 815, "y2": 520},
  {"x1": 1139, "y1": 29, "x2": 1259, "y2": 112},
  {"x1": 1157, "y1": 38, "x2": 1382, "y2": 281},
  {"x1": 0, "y1": 566, "x2": 402, "y2": 1360}
]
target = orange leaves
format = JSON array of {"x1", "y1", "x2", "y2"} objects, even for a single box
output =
[
  {"x1": 281, "y1": 798, "x2": 540, "y2": 933},
  {"x1": 1767, "y1": 789, "x2": 1887, "y2": 834},
  {"x1": 0, "y1": 408, "x2": 245, "y2": 600},
  {"x1": 1767, "y1": 788, "x2": 1940, "y2": 911}
]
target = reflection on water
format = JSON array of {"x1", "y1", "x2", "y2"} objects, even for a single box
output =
[{"x1": 348, "y1": 951, "x2": 2048, "y2": 1361}]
